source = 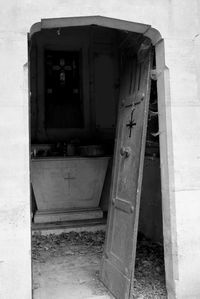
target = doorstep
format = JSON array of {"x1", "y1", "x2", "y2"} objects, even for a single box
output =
[{"x1": 32, "y1": 217, "x2": 107, "y2": 235}]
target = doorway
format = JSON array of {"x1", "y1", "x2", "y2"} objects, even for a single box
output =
[{"x1": 29, "y1": 16, "x2": 166, "y2": 299}]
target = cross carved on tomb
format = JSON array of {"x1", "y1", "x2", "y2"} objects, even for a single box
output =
[{"x1": 63, "y1": 172, "x2": 75, "y2": 195}]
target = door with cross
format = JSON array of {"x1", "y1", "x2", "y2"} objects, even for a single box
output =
[
  {"x1": 126, "y1": 109, "x2": 136, "y2": 138},
  {"x1": 100, "y1": 42, "x2": 152, "y2": 299}
]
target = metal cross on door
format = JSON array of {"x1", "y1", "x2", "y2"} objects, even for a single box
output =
[
  {"x1": 126, "y1": 109, "x2": 136, "y2": 138},
  {"x1": 100, "y1": 44, "x2": 152, "y2": 299}
]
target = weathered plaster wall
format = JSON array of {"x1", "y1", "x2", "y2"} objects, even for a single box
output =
[
  {"x1": 0, "y1": 1, "x2": 200, "y2": 299},
  {"x1": 0, "y1": 36, "x2": 32, "y2": 298}
]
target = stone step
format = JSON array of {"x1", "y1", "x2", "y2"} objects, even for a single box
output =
[
  {"x1": 32, "y1": 215, "x2": 107, "y2": 235},
  {"x1": 34, "y1": 207, "x2": 104, "y2": 223}
]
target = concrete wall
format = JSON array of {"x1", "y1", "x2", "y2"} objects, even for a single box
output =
[{"x1": 0, "y1": 1, "x2": 200, "y2": 299}]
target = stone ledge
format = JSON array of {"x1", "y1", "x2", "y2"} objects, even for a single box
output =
[
  {"x1": 32, "y1": 216, "x2": 107, "y2": 235},
  {"x1": 34, "y1": 207, "x2": 104, "y2": 223}
]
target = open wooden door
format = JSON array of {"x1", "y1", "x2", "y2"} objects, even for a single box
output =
[{"x1": 100, "y1": 41, "x2": 152, "y2": 299}]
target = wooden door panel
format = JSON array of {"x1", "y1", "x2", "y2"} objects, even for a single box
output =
[
  {"x1": 100, "y1": 42, "x2": 152, "y2": 299},
  {"x1": 101, "y1": 258, "x2": 130, "y2": 299},
  {"x1": 109, "y1": 205, "x2": 136, "y2": 270}
]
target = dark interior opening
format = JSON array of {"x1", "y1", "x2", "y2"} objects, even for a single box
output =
[
  {"x1": 30, "y1": 25, "x2": 142, "y2": 222},
  {"x1": 30, "y1": 25, "x2": 162, "y2": 243}
]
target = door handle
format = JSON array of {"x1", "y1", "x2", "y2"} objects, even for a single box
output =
[{"x1": 120, "y1": 146, "x2": 131, "y2": 158}]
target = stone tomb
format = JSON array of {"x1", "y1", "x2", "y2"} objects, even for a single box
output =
[{"x1": 31, "y1": 157, "x2": 109, "y2": 223}]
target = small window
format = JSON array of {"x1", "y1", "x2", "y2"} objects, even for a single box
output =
[{"x1": 45, "y1": 50, "x2": 84, "y2": 128}]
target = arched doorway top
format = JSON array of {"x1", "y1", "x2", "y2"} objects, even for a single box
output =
[{"x1": 30, "y1": 15, "x2": 162, "y2": 45}]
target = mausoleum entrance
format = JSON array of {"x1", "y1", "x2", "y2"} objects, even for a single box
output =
[{"x1": 30, "y1": 18, "x2": 163, "y2": 299}]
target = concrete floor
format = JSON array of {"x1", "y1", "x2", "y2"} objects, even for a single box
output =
[{"x1": 33, "y1": 240, "x2": 114, "y2": 299}]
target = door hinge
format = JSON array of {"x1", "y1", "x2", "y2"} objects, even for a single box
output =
[
  {"x1": 151, "y1": 131, "x2": 161, "y2": 137},
  {"x1": 150, "y1": 69, "x2": 161, "y2": 80}
]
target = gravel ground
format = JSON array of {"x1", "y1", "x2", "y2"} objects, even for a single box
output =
[
  {"x1": 32, "y1": 231, "x2": 167, "y2": 298},
  {"x1": 133, "y1": 232, "x2": 167, "y2": 298}
]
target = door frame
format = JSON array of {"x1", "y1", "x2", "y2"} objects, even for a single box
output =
[{"x1": 29, "y1": 15, "x2": 177, "y2": 298}]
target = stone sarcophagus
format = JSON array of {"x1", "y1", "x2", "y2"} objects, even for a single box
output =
[{"x1": 31, "y1": 156, "x2": 109, "y2": 223}]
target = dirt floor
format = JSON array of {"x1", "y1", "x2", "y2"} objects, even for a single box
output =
[{"x1": 32, "y1": 231, "x2": 167, "y2": 299}]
